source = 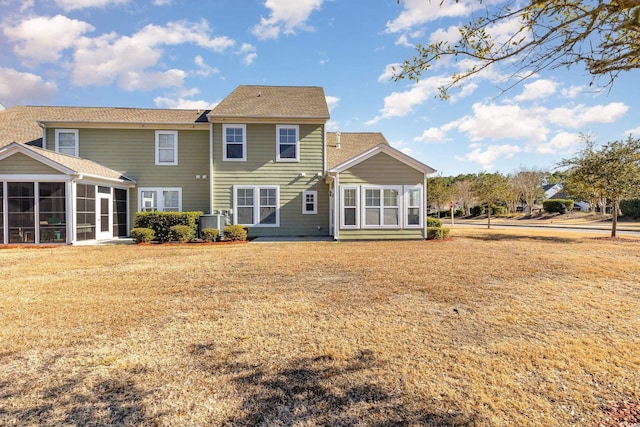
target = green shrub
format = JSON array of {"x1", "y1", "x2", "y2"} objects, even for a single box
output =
[
  {"x1": 543, "y1": 199, "x2": 574, "y2": 213},
  {"x1": 427, "y1": 227, "x2": 450, "y2": 240},
  {"x1": 134, "y1": 211, "x2": 202, "y2": 242},
  {"x1": 130, "y1": 227, "x2": 155, "y2": 243},
  {"x1": 223, "y1": 225, "x2": 248, "y2": 241},
  {"x1": 620, "y1": 199, "x2": 640, "y2": 218},
  {"x1": 426, "y1": 216, "x2": 443, "y2": 228},
  {"x1": 491, "y1": 205, "x2": 507, "y2": 216},
  {"x1": 470, "y1": 205, "x2": 485, "y2": 216},
  {"x1": 169, "y1": 225, "x2": 195, "y2": 242},
  {"x1": 201, "y1": 227, "x2": 219, "y2": 242}
]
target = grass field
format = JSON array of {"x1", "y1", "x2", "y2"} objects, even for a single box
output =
[{"x1": 1, "y1": 228, "x2": 638, "y2": 426}]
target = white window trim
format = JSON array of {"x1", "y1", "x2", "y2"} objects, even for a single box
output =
[
  {"x1": 155, "y1": 130, "x2": 178, "y2": 166},
  {"x1": 55, "y1": 129, "x2": 79, "y2": 157},
  {"x1": 340, "y1": 185, "x2": 360, "y2": 229},
  {"x1": 223, "y1": 124, "x2": 247, "y2": 161},
  {"x1": 233, "y1": 185, "x2": 280, "y2": 227},
  {"x1": 302, "y1": 190, "x2": 318, "y2": 214},
  {"x1": 404, "y1": 185, "x2": 424, "y2": 228},
  {"x1": 137, "y1": 187, "x2": 182, "y2": 212},
  {"x1": 276, "y1": 125, "x2": 299, "y2": 162},
  {"x1": 361, "y1": 185, "x2": 403, "y2": 229}
]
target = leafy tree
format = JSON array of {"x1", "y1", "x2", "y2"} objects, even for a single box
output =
[
  {"x1": 427, "y1": 176, "x2": 455, "y2": 215},
  {"x1": 472, "y1": 172, "x2": 510, "y2": 228},
  {"x1": 394, "y1": 0, "x2": 640, "y2": 97},
  {"x1": 511, "y1": 169, "x2": 547, "y2": 215},
  {"x1": 454, "y1": 179, "x2": 477, "y2": 216},
  {"x1": 559, "y1": 136, "x2": 640, "y2": 237}
]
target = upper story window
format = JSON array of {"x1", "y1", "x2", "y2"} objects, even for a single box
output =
[
  {"x1": 223, "y1": 124, "x2": 246, "y2": 161},
  {"x1": 55, "y1": 129, "x2": 79, "y2": 157},
  {"x1": 155, "y1": 131, "x2": 178, "y2": 165},
  {"x1": 276, "y1": 125, "x2": 299, "y2": 162}
]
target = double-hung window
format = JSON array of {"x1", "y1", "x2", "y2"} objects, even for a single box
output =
[
  {"x1": 405, "y1": 185, "x2": 423, "y2": 227},
  {"x1": 55, "y1": 129, "x2": 79, "y2": 156},
  {"x1": 340, "y1": 186, "x2": 359, "y2": 228},
  {"x1": 155, "y1": 131, "x2": 178, "y2": 165},
  {"x1": 233, "y1": 185, "x2": 279, "y2": 227},
  {"x1": 302, "y1": 190, "x2": 317, "y2": 214},
  {"x1": 276, "y1": 125, "x2": 299, "y2": 162},
  {"x1": 223, "y1": 124, "x2": 246, "y2": 161},
  {"x1": 138, "y1": 188, "x2": 181, "y2": 212},
  {"x1": 362, "y1": 186, "x2": 402, "y2": 228}
]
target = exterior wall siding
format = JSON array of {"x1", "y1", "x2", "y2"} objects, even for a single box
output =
[
  {"x1": 46, "y1": 128, "x2": 211, "y2": 219},
  {"x1": 337, "y1": 152, "x2": 426, "y2": 240},
  {"x1": 337, "y1": 152, "x2": 424, "y2": 186},
  {"x1": 212, "y1": 123, "x2": 329, "y2": 237},
  {"x1": 0, "y1": 153, "x2": 62, "y2": 175}
]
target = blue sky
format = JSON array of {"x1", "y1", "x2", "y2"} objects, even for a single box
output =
[{"x1": 1, "y1": 0, "x2": 638, "y2": 176}]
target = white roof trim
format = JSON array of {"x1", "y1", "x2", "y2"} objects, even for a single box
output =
[
  {"x1": 0, "y1": 142, "x2": 76, "y2": 175},
  {"x1": 328, "y1": 143, "x2": 436, "y2": 174}
]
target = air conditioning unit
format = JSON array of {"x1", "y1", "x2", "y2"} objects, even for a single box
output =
[{"x1": 199, "y1": 214, "x2": 227, "y2": 238}]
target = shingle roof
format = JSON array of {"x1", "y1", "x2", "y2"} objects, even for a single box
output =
[
  {"x1": 0, "y1": 142, "x2": 135, "y2": 183},
  {"x1": 326, "y1": 132, "x2": 389, "y2": 169},
  {"x1": 208, "y1": 85, "x2": 330, "y2": 120},
  {"x1": 0, "y1": 106, "x2": 210, "y2": 147}
]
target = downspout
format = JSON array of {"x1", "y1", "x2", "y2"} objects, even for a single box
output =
[
  {"x1": 209, "y1": 123, "x2": 214, "y2": 214},
  {"x1": 423, "y1": 173, "x2": 428, "y2": 239},
  {"x1": 334, "y1": 172, "x2": 340, "y2": 241}
]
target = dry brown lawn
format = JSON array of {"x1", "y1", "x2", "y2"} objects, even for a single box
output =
[{"x1": 1, "y1": 228, "x2": 639, "y2": 426}]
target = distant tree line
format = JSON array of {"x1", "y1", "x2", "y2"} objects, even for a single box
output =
[{"x1": 428, "y1": 135, "x2": 640, "y2": 237}]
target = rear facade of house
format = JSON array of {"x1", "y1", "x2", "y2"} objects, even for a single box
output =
[{"x1": 0, "y1": 85, "x2": 435, "y2": 244}]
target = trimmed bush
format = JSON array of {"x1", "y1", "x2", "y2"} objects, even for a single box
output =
[
  {"x1": 223, "y1": 225, "x2": 248, "y2": 241},
  {"x1": 201, "y1": 227, "x2": 220, "y2": 242},
  {"x1": 543, "y1": 199, "x2": 574, "y2": 213},
  {"x1": 169, "y1": 225, "x2": 195, "y2": 242},
  {"x1": 130, "y1": 227, "x2": 155, "y2": 243},
  {"x1": 470, "y1": 205, "x2": 485, "y2": 217},
  {"x1": 620, "y1": 199, "x2": 640, "y2": 218},
  {"x1": 134, "y1": 211, "x2": 202, "y2": 242},
  {"x1": 427, "y1": 227, "x2": 450, "y2": 240},
  {"x1": 427, "y1": 216, "x2": 443, "y2": 228}
]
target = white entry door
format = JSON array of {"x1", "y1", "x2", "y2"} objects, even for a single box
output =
[{"x1": 97, "y1": 191, "x2": 112, "y2": 240}]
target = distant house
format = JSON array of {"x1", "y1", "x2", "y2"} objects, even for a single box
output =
[{"x1": 0, "y1": 85, "x2": 436, "y2": 244}]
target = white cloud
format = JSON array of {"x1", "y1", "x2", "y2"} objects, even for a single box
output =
[
  {"x1": 193, "y1": 56, "x2": 219, "y2": 77},
  {"x1": 623, "y1": 126, "x2": 640, "y2": 137},
  {"x1": 238, "y1": 43, "x2": 257, "y2": 65},
  {"x1": 366, "y1": 76, "x2": 451, "y2": 124},
  {"x1": 72, "y1": 20, "x2": 235, "y2": 89},
  {"x1": 534, "y1": 131, "x2": 582, "y2": 155},
  {"x1": 386, "y1": 0, "x2": 472, "y2": 33},
  {"x1": 54, "y1": 0, "x2": 128, "y2": 11},
  {"x1": 458, "y1": 102, "x2": 550, "y2": 143},
  {"x1": 561, "y1": 85, "x2": 583, "y2": 99},
  {"x1": 389, "y1": 139, "x2": 414, "y2": 155},
  {"x1": 455, "y1": 144, "x2": 521, "y2": 170},
  {"x1": 252, "y1": 0, "x2": 324, "y2": 40},
  {"x1": 3, "y1": 15, "x2": 95, "y2": 64},
  {"x1": 154, "y1": 96, "x2": 217, "y2": 110},
  {"x1": 414, "y1": 127, "x2": 450, "y2": 143},
  {"x1": 0, "y1": 67, "x2": 57, "y2": 106},
  {"x1": 394, "y1": 34, "x2": 412, "y2": 47},
  {"x1": 547, "y1": 102, "x2": 629, "y2": 128},
  {"x1": 377, "y1": 63, "x2": 402, "y2": 83},
  {"x1": 514, "y1": 79, "x2": 557, "y2": 101},
  {"x1": 428, "y1": 25, "x2": 460, "y2": 45},
  {"x1": 325, "y1": 95, "x2": 340, "y2": 111},
  {"x1": 153, "y1": 0, "x2": 172, "y2": 5}
]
